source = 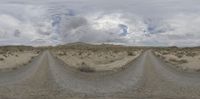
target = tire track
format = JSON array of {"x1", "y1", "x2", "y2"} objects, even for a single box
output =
[
  {"x1": 48, "y1": 51, "x2": 146, "y2": 96},
  {"x1": 134, "y1": 50, "x2": 200, "y2": 98}
]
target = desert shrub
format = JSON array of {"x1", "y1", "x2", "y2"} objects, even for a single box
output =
[
  {"x1": 32, "y1": 56, "x2": 35, "y2": 59},
  {"x1": 19, "y1": 49, "x2": 23, "y2": 52},
  {"x1": 78, "y1": 66, "x2": 95, "y2": 73},
  {"x1": 58, "y1": 52, "x2": 66, "y2": 56},
  {"x1": 78, "y1": 51, "x2": 83, "y2": 55},
  {"x1": 87, "y1": 53, "x2": 91, "y2": 56},
  {"x1": 186, "y1": 52, "x2": 196, "y2": 57},
  {"x1": 169, "y1": 58, "x2": 188, "y2": 64},
  {"x1": 0, "y1": 51, "x2": 3, "y2": 54},
  {"x1": 63, "y1": 52, "x2": 67, "y2": 55},
  {"x1": 113, "y1": 50, "x2": 120, "y2": 53},
  {"x1": 36, "y1": 51, "x2": 40, "y2": 54},
  {"x1": 3, "y1": 54, "x2": 7, "y2": 58},
  {"x1": 160, "y1": 56, "x2": 166, "y2": 59},
  {"x1": 12, "y1": 67, "x2": 18, "y2": 70},
  {"x1": 162, "y1": 51, "x2": 170, "y2": 55},
  {"x1": 179, "y1": 59, "x2": 188, "y2": 64},
  {"x1": 127, "y1": 51, "x2": 135, "y2": 56},
  {"x1": 28, "y1": 60, "x2": 32, "y2": 63},
  {"x1": 0, "y1": 58, "x2": 4, "y2": 61},
  {"x1": 176, "y1": 53, "x2": 184, "y2": 58},
  {"x1": 78, "y1": 62, "x2": 95, "y2": 73},
  {"x1": 58, "y1": 53, "x2": 63, "y2": 56},
  {"x1": 156, "y1": 54, "x2": 161, "y2": 57},
  {"x1": 196, "y1": 69, "x2": 200, "y2": 72},
  {"x1": 169, "y1": 58, "x2": 179, "y2": 64}
]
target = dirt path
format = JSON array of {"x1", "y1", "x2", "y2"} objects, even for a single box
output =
[
  {"x1": 0, "y1": 50, "x2": 200, "y2": 99},
  {"x1": 0, "y1": 51, "x2": 63, "y2": 99},
  {"x1": 133, "y1": 51, "x2": 200, "y2": 99},
  {"x1": 48, "y1": 50, "x2": 145, "y2": 96}
]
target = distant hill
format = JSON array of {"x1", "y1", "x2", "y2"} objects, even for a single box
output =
[
  {"x1": 64, "y1": 42, "x2": 92, "y2": 46},
  {"x1": 62, "y1": 42, "x2": 126, "y2": 47}
]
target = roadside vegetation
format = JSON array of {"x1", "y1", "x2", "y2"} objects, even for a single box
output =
[
  {"x1": 51, "y1": 43, "x2": 144, "y2": 72},
  {"x1": 0, "y1": 46, "x2": 42, "y2": 71},
  {"x1": 154, "y1": 47, "x2": 200, "y2": 72}
]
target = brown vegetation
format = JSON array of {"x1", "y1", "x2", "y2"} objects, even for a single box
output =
[
  {"x1": 0, "y1": 46, "x2": 42, "y2": 71},
  {"x1": 51, "y1": 43, "x2": 143, "y2": 72},
  {"x1": 154, "y1": 47, "x2": 200, "y2": 72}
]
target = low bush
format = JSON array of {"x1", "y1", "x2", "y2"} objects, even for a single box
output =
[
  {"x1": 78, "y1": 62, "x2": 95, "y2": 73},
  {"x1": 169, "y1": 58, "x2": 188, "y2": 64},
  {"x1": 127, "y1": 51, "x2": 135, "y2": 56},
  {"x1": 186, "y1": 52, "x2": 196, "y2": 57},
  {"x1": 0, "y1": 58, "x2": 4, "y2": 61}
]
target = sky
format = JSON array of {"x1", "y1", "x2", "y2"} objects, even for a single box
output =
[{"x1": 0, "y1": 0, "x2": 200, "y2": 46}]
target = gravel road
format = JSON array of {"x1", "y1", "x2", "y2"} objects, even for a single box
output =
[{"x1": 0, "y1": 50, "x2": 199, "y2": 99}]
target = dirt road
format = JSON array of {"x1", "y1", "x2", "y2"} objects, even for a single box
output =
[{"x1": 0, "y1": 50, "x2": 200, "y2": 99}]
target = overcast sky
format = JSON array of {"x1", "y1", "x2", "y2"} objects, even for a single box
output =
[{"x1": 0, "y1": 0, "x2": 200, "y2": 46}]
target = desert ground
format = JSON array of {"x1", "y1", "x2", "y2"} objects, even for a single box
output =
[
  {"x1": 154, "y1": 47, "x2": 200, "y2": 72},
  {"x1": 0, "y1": 44, "x2": 200, "y2": 99},
  {"x1": 51, "y1": 43, "x2": 143, "y2": 72},
  {"x1": 0, "y1": 46, "x2": 41, "y2": 71}
]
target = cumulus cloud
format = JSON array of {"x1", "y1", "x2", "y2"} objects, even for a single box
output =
[{"x1": 0, "y1": 0, "x2": 200, "y2": 46}]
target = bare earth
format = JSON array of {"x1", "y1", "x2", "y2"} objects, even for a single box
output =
[
  {"x1": 0, "y1": 45, "x2": 200, "y2": 98},
  {"x1": 0, "y1": 46, "x2": 40, "y2": 71},
  {"x1": 52, "y1": 47, "x2": 142, "y2": 71}
]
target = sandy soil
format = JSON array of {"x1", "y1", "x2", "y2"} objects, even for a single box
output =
[
  {"x1": 52, "y1": 43, "x2": 143, "y2": 71},
  {"x1": 0, "y1": 49, "x2": 200, "y2": 98},
  {"x1": 154, "y1": 48, "x2": 200, "y2": 72},
  {"x1": 0, "y1": 46, "x2": 41, "y2": 71}
]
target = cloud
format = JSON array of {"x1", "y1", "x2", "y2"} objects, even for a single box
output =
[
  {"x1": 144, "y1": 13, "x2": 200, "y2": 46},
  {"x1": 0, "y1": 5, "x2": 55, "y2": 45},
  {"x1": 0, "y1": 0, "x2": 200, "y2": 46}
]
